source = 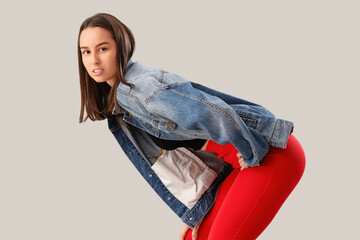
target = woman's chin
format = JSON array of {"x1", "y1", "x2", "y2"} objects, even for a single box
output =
[{"x1": 92, "y1": 77, "x2": 106, "y2": 84}]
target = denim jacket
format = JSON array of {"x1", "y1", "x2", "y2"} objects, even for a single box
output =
[{"x1": 107, "y1": 59, "x2": 294, "y2": 228}]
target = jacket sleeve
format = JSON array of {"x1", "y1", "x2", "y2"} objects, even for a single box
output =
[{"x1": 145, "y1": 81, "x2": 274, "y2": 167}]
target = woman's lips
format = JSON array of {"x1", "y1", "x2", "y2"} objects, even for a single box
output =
[{"x1": 92, "y1": 68, "x2": 104, "y2": 76}]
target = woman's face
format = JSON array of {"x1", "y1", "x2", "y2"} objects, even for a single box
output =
[{"x1": 79, "y1": 27, "x2": 118, "y2": 87}]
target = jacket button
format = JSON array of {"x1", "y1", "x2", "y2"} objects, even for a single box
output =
[
  {"x1": 149, "y1": 174, "x2": 152, "y2": 177},
  {"x1": 167, "y1": 197, "x2": 171, "y2": 200},
  {"x1": 189, "y1": 218, "x2": 193, "y2": 221}
]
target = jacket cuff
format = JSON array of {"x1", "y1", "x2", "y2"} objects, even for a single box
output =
[{"x1": 268, "y1": 119, "x2": 294, "y2": 149}]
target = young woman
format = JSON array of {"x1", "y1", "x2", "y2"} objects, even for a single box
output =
[{"x1": 77, "y1": 13, "x2": 306, "y2": 240}]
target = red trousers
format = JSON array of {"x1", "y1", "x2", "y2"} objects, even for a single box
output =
[{"x1": 185, "y1": 134, "x2": 305, "y2": 240}]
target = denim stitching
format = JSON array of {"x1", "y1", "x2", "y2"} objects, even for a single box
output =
[
  {"x1": 147, "y1": 148, "x2": 163, "y2": 161},
  {"x1": 169, "y1": 88, "x2": 260, "y2": 161},
  {"x1": 145, "y1": 88, "x2": 163, "y2": 103},
  {"x1": 117, "y1": 88, "x2": 151, "y2": 112},
  {"x1": 110, "y1": 121, "x2": 127, "y2": 133},
  {"x1": 269, "y1": 118, "x2": 279, "y2": 145},
  {"x1": 149, "y1": 69, "x2": 165, "y2": 102},
  {"x1": 120, "y1": 124, "x2": 184, "y2": 207},
  {"x1": 117, "y1": 87, "x2": 137, "y2": 98}
]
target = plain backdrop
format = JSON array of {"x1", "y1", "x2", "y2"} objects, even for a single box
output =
[{"x1": 1, "y1": 0, "x2": 359, "y2": 239}]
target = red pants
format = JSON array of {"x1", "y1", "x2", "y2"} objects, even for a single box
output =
[{"x1": 185, "y1": 134, "x2": 305, "y2": 240}]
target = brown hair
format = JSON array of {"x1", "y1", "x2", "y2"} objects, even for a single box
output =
[{"x1": 77, "y1": 13, "x2": 135, "y2": 123}]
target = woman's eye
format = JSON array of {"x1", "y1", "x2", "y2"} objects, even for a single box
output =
[
  {"x1": 82, "y1": 50, "x2": 90, "y2": 55},
  {"x1": 99, "y1": 47, "x2": 107, "y2": 52}
]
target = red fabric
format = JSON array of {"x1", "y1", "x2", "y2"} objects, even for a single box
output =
[
  {"x1": 205, "y1": 140, "x2": 241, "y2": 169},
  {"x1": 185, "y1": 134, "x2": 305, "y2": 240}
]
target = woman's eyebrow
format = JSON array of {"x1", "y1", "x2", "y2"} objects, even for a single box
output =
[{"x1": 80, "y1": 42, "x2": 110, "y2": 49}]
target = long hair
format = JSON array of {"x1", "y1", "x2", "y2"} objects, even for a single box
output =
[{"x1": 77, "y1": 13, "x2": 135, "y2": 123}]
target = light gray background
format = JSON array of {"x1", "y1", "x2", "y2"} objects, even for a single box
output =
[{"x1": 1, "y1": 0, "x2": 359, "y2": 239}]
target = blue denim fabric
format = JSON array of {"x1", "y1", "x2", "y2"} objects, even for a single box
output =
[
  {"x1": 107, "y1": 59, "x2": 294, "y2": 228},
  {"x1": 108, "y1": 115, "x2": 233, "y2": 228},
  {"x1": 113, "y1": 59, "x2": 294, "y2": 167}
]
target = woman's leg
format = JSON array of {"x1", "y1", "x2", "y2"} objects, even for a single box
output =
[
  {"x1": 185, "y1": 134, "x2": 306, "y2": 240},
  {"x1": 184, "y1": 168, "x2": 241, "y2": 240}
]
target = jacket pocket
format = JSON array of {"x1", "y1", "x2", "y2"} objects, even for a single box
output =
[{"x1": 151, "y1": 147, "x2": 217, "y2": 209}]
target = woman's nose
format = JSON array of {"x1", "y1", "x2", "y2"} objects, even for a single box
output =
[{"x1": 91, "y1": 53, "x2": 100, "y2": 65}]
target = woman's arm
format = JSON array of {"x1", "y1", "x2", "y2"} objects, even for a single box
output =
[
  {"x1": 179, "y1": 224, "x2": 190, "y2": 240},
  {"x1": 179, "y1": 218, "x2": 204, "y2": 240},
  {"x1": 146, "y1": 83, "x2": 271, "y2": 167}
]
